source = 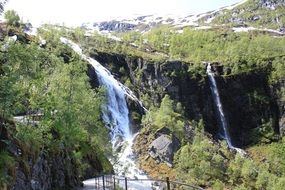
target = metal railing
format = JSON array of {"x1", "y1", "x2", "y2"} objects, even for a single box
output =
[{"x1": 91, "y1": 175, "x2": 204, "y2": 190}]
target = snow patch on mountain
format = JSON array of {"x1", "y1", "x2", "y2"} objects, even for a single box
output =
[
  {"x1": 232, "y1": 26, "x2": 285, "y2": 35},
  {"x1": 224, "y1": 0, "x2": 248, "y2": 10},
  {"x1": 79, "y1": 0, "x2": 285, "y2": 36},
  {"x1": 82, "y1": 13, "x2": 204, "y2": 33}
]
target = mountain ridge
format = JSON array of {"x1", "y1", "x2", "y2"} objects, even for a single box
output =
[
  {"x1": 199, "y1": 0, "x2": 285, "y2": 30},
  {"x1": 81, "y1": 0, "x2": 285, "y2": 35}
]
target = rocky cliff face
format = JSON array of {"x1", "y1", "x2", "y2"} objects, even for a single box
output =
[
  {"x1": 259, "y1": 0, "x2": 285, "y2": 9},
  {"x1": 11, "y1": 151, "x2": 80, "y2": 190},
  {"x1": 93, "y1": 21, "x2": 137, "y2": 32},
  {"x1": 214, "y1": 68, "x2": 280, "y2": 146},
  {"x1": 88, "y1": 51, "x2": 283, "y2": 147},
  {"x1": 0, "y1": 118, "x2": 109, "y2": 190},
  {"x1": 90, "y1": 51, "x2": 218, "y2": 134},
  {"x1": 272, "y1": 79, "x2": 285, "y2": 135}
]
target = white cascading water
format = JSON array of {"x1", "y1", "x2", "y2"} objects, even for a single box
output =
[
  {"x1": 207, "y1": 63, "x2": 246, "y2": 155},
  {"x1": 206, "y1": 63, "x2": 233, "y2": 148},
  {"x1": 60, "y1": 37, "x2": 152, "y2": 189}
]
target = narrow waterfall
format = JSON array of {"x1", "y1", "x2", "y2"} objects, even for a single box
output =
[
  {"x1": 207, "y1": 63, "x2": 246, "y2": 155},
  {"x1": 60, "y1": 38, "x2": 152, "y2": 189},
  {"x1": 206, "y1": 63, "x2": 233, "y2": 148}
]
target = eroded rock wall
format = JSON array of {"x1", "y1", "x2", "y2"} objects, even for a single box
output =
[{"x1": 88, "y1": 51, "x2": 283, "y2": 147}]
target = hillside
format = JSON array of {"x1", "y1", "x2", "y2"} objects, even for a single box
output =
[
  {"x1": 81, "y1": 0, "x2": 285, "y2": 35},
  {"x1": 199, "y1": 0, "x2": 285, "y2": 31},
  {"x1": 1, "y1": 1, "x2": 285, "y2": 190}
]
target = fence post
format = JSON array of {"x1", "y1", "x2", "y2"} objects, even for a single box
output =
[
  {"x1": 108, "y1": 175, "x2": 110, "y2": 187},
  {"x1": 103, "y1": 175, "x2": 105, "y2": 190},
  {"x1": 125, "y1": 177, "x2": 128, "y2": 190},
  {"x1": 166, "y1": 177, "x2": 170, "y2": 190},
  {"x1": 113, "y1": 176, "x2": 116, "y2": 190}
]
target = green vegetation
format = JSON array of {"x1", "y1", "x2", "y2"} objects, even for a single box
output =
[
  {"x1": 0, "y1": 151, "x2": 14, "y2": 187},
  {"x1": 76, "y1": 24, "x2": 285, "y2": 82},
  {"x1": 64, "y1": 24, "x2": 285, "y2": 189},
  {"x1": 0, "y1": 23, "x2": 112, "y2": 186},
  {"x1": 175, "y1": 133, "x2": 227, "y2": 187},
  {"x1": 36, "y1": 22, "x2": 285, "y2": 190},
  {"x1": 0, "y1": 5, "x2": 284, "y2": 189},
  {"x1": 139, "y1": 93, "x2": 285, "y2": 189},
  {"x1": 173, "y1": 119, "x2": 285, "y2": 189},
  {"x1": 141, "y1": 27, "x2": 285, "y2": 76},
  {"x1": 142, "y1": 95, "x2": 185, "y2": 141},
  {"x1": 4, "y1": 10, "x2": 20, "y2": 27}
]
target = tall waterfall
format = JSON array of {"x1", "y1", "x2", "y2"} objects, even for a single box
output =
[
  {"x1": 206, "y1": 63, "x2": 233, "y2": 148},
  {"x1": 60, "y1": 38, "x2": 152, "y2": 189},
  {"x1": 207, "y1": 63, "x2": 246, "y2": 155}
]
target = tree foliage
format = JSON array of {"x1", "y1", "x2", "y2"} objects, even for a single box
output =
[
  {"x1": 174, "y1": 121, "x2": 285, "y2": 189},
  {"x1": 175, "y1": 132, "x2": 226, "y2": 186},
  {"x1": 0, "y1": 27, "x2": 112, "y2": 185},
  {"x1": 142, "y1": 95, "x2": 184, "y2": 140},
  {"x1": 4, "y1": 10, "x2": 20, "y2": 27}
]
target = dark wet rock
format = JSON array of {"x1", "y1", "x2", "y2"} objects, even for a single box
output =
[
  {"x1": 10, "y1": 150, "x2": 80, "y2": 190},
  {"x1": 215, "y1": 68, "x2": 280, "y2": 146},
  {"x1": 94, "y1": 21, "x2": 136, "y2": 32}
]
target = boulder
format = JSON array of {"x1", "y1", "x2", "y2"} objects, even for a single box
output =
[{"x1": 148, "y1": 130, "x2": 180, "y2": 167}]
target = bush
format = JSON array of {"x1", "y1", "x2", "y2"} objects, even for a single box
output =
[{"x1": 0, "y1": 151, "x2": 14, "y2": 186}]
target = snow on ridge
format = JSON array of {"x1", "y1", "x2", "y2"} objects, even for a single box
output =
[
  {"x1": 197, "y1": 0, "x2": 248, "y2": 25},
  {"x1": 82, "y1": 13, "x2": 203, "y2": 31},
  {"x1": 205, "y1": 16, "x2": 215, "y2": 24},
  {"x1": 195, "y1": 26, "x2": 212, "y2": 30},
  {"x1": 233, "y1": 26, "x2": 285, "y2": 35},
  {"x1": 79, "y1": 1, "x2": 255, "y2": 32},
  {"x1": 224, "y1": 0, "x2": 248, "y2": 10}
]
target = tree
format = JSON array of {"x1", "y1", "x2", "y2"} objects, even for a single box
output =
[
  {"x1": 175, "y1": 132, "x2": 226, "y2": 186},
  {"x1": 142, "y1": 95, "x2": 185, "y2": 140},
  {"x1": 4, "y1": 10, "x2": 20, "y2": 27}
]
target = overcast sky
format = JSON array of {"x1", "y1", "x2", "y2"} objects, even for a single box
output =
[{"x1": 4, "y1": 0, "x2": 244, "y2": 26}]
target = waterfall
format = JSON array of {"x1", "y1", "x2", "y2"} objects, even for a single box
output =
[
  {"x1": 60, "y1": 37, "x2": 131, "y2": 142},
  {"x1": 207, "y1": 63, "x2": 233, "y2": 147},
  {"x1": 207, "y1": 63, "x2": 246, "y2": 155},
  {"x1": 89, "y1": 57, "x2": 132, "y2": 143},
  {"x1": 60, "y1": 37, "x2": 152, "y2": 189}
]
